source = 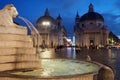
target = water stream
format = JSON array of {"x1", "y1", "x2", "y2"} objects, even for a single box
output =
[{"x1": 17, "y1": 16, "x2": 41, "y2": 53}]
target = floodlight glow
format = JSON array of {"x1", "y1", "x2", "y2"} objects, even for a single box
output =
[
  {"x1": 42, "y1": 21, "x2": 50, "y2": 26},
  {"x1": 67, "y1": 38, "x2": 71, "y2": 42}
]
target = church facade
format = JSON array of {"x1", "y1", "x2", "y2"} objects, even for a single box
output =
[
  {"x1": 36, "y1": 9, "x2": 67, "y2": 48},
  {"x1": 74, "y1": 4, "x2": 109, "y2": 48}
]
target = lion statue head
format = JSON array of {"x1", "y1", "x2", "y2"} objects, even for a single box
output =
[
  {"x1": 0, "y1": 4, "x2": 19, "y2": 26},
  {"x1": 3, "y1": 4, "x2": 18, "y2": 18}
]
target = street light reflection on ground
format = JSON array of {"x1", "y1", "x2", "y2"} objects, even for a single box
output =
[{"x1": 40, "y1": 49, "x2": 55, "y2": 58}]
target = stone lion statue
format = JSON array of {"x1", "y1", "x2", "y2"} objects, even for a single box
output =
[{"x1": 0, "y1": 4, "x2": 18, "y2": 27}]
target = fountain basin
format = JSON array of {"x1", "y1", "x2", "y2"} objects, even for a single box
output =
[{"x1": 0, "y1": 59, "x2": 101, "y2": 80}]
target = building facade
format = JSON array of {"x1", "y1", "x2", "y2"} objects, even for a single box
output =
[
  {"x1": 36, "y1": 9, "x2": 67, "y2": 48},
  {"x1": 74, "y1": 4, "x2": 109, "y2": 48}
]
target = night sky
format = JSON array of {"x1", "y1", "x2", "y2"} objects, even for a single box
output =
[{"x1": 0, "y1": 0, "x2": 120, "y2": 38}]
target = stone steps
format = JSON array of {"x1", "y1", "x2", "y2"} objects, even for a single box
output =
[
  {"x1": 0, "y1": 49, "x2": 40, "y2": 71},
  {"x1": 0, "y1": 54, "x2": 39, "y2": 63},
  {"x1": 0, "y1": 26, "x2": 27, "y2": 35},
  {"x1": 0, "y1": 41, "x2": 33, "y2": 48},
  {"x1": 0, "y1": 33, "x2": 33, "y2": 48},
  {"x1": 0, "y1": 61, "x2": 40, "y2": 72},
  {"x1": 0, "y1": 25, "x2": 40, "y2": 72},
  {"x1": 16, "y1": 48, "x2": 36, "y2": 54},
  {"x1": 0, "y1": 34, "x2": 32, "y2": 42},
  {"x1": 0, "y1": 48, "x2": 16, "y2": 55},
  {"x1": 0, "y1": 48, "x2": 36, "y2": 55}
]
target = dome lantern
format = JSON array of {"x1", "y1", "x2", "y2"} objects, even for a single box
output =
[
  {"x1": 44, "y1": 8, "x2": 49, "y2": 16},
  {"x1": 89, "y1": 3, "x2": 94, "y2": 12}
]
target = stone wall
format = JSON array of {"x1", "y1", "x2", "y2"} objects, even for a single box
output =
[
  {"x1": 0, "y1": 74, "x2": 94, "y2": 80},
  {"x1": 0, "y1": 25, "x2": 40, "y2": 72}
]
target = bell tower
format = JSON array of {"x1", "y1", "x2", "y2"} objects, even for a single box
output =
[
  {"x1": 56, "y1": 14, "x2": 62, "y2": 26},
  {"x1": 44, "y1": 8, "x2": 49, "y2": 16},
  {"x1": 75, "y1": 11, "x2": 80, "y2": 24}
]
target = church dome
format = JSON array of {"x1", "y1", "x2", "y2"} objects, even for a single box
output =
[
  {"x1": 36, "y1": 8, "x2": 56, "y2": 28},
  {"x1": 80, "y1": 3, "x2": 104, "y2": 22},
  {"x1": 36, "y1": 16, "x2": 55, "y2": 25},
  {"x1": 80, "y1": 12, "x2": 104, "y2": 22}
]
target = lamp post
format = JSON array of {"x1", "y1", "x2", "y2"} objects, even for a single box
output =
[{"x1": 42, "y1": 21, "x2": 50, "y2": 48}]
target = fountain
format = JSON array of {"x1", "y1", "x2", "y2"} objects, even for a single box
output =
[
  {"x1": 0, "y1": 4, "x2": 103, "y2": 80},
  {"x1": 0, "y1": 4, "x2": 40, "y2": 72},
  {"x1": 17, "y1": 16, "x2": 41, "y2": 54}
]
